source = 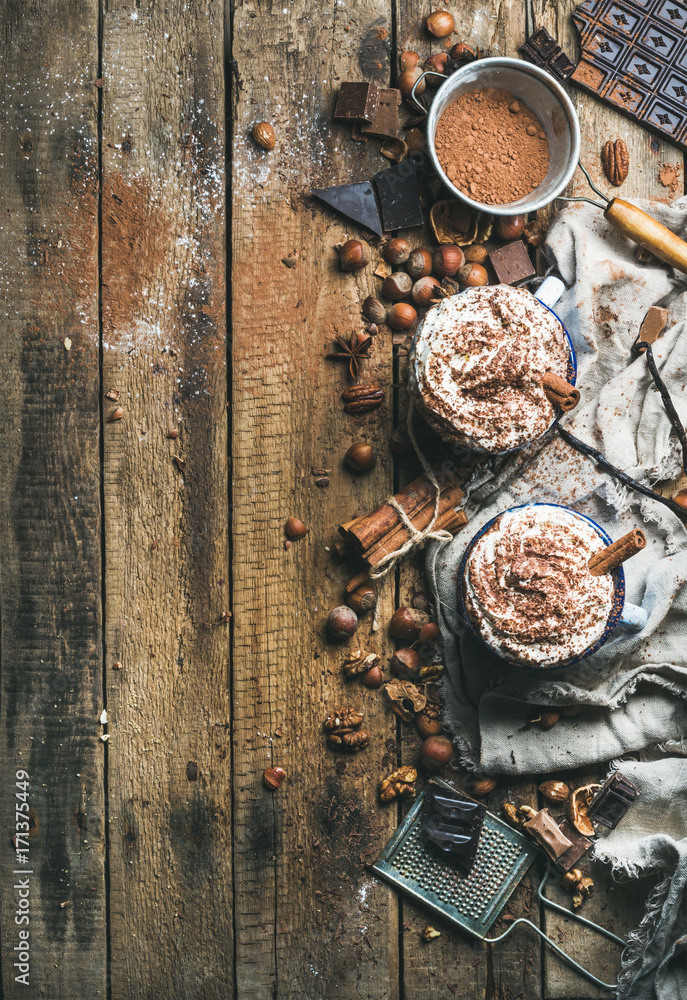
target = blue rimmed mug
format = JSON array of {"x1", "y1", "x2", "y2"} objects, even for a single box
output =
[{"x1": 456, "y1": 502, "x2": 648, "y2": 671}]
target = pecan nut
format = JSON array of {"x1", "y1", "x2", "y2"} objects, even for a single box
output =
[
  {"x1": 324, "y1": 708, "x2": 364, "y2": 732},
  {"x1": 341, "y1": 383, "x2": 385, "y2": 414},
  {"x1": 379, "y1": 766, "x2": 417, "y2": 802},
  {"x1": 327, "y1": 729, "x2": 371, "y2": 751},
  {"x1": 342, "y1": 650, "x2": 380, "y2": 678},
  {"x1": 601, "y1": 139, "x2": 629, "y2": 186}
]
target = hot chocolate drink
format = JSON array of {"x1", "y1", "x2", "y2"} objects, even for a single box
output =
[
  {"x1": 410, "y1": 285, "x2": 569, "y2": 453},
  {"x1": 462, "y1": 505, "x2": 615, "y2": 667}
]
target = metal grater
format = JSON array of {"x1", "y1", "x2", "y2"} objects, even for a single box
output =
[{"x1": 371, "y1": 779, "x2": 539, "y2": 939}]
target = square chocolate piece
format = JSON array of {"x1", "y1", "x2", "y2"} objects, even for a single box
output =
[
  {"x1": 554, "y1": 819, "x2": 593, "y2": 873},
  {"x1": 373, "y1": 162, "x2": 423, "y2": 231},
  {"x1": 334, "y1": 82, "x2": 381, "y2": 124},
  {"x1": 488, "y1": 240, "x2": 535, "y2": 285},
  {"x1": 587, "y1": 771, "x2": 640, "y2": 830},
  {"x1": 520, "y1": 27, "x2": 576, "y2": 82},
  {"x1": 361, "y1": 89, "x2": 401, "y2": 139},
  {"x1": 421, "y1": 781, "x2": 486, "y2": 875}
]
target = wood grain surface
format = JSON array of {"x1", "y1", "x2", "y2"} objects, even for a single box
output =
[
  {"x1": 0, "y1": 2, "x2": 105, "y2": 998},
  {"x1": 0, "y1": 0, "x2": 684, "y2": 997}
]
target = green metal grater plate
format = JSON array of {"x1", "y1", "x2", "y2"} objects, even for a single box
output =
[{"x1": 371, "y1": 780, "x2": 539, "y2": 940}]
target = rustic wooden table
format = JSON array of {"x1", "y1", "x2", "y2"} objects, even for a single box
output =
[{"x1": 0, "y1": 1, "x2": 683, "y2": 997}]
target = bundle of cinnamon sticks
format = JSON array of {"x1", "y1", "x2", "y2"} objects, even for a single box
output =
[{"x1": 335, "y1": 469, "x2": 467, "y2": 568}]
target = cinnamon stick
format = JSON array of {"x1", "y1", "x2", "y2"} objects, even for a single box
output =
[
  {"x1": 346, "y1": 569, "x2": 372, "y2": 594},
  {"x1": 542, "y1": 371, "x2": 580, "y2": 413},
  {"x1": 588, "y1": 529, "x2": 646, "y2": 576},
  {"x1": 343, "y1": 470, "x2": 462, "y2": 552},
  {"x1": 365, "y1": 484, "x2": 466, "y2": 566}
]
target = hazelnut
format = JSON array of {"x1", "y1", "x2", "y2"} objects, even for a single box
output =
[
  {"x1": 339, "y1": 239, "x2": 369, "y2": 272},
  {"x1": 252, "y1": 122, "x2": 276, "y2": 150},
  {"x1": 347, "y1": 585, "x2": 376, "y2": 615},
  {"x1": 458, "y1": 262, "x2": 488, "y2": 287},
  {"x1": 387, "y1": 302, "x2": 417, "y2": 331},
  {"x1": 344, "y1": 442, "x2": 377, "y2": 473},
  {"x1": 433, "y1": 245, "x2": 465, "y2": 277},
  {"x1": 407, "y1": 248, "x2": 433, "y2": 279},
  {"x1": 327, "y1": 605, "x2": 358, "y2": 641},
  {"x1": 419, "y1": 735, "x2": 453, "y2": 771},
  {"x1": 362, "y1": 296, "x2": 386, "y2": 325},
  {"x1": 450, "y1": 41, "x2": 477, "y2": 61},
  {"x1": 382, "y1": 271, "x2": 413, "y2": 301},
  {"x1": 539, "y1": 710, "x2": 560, "y2": 729},
  {"x1": 384, "y1": 237, "x2": 411, "y2": 266},
  {"x1": 108, "y1": 406, "x2": 124, "y2": 422},
  {"x1": 463, "y1": 244, "x2": 489, "y2": 263},
  {"x1": 391, "y1": 647, "x2": 421, "y2": 678},
  {"x1": 361, "y1": 664, "x2": 383, "y2": 688},
  {"x1": 389, "y1": 606, "x2": 430, "y2": 640},
  {"x1": 495, "y1": 214, "x2": 527, "y2": 241},
  {"x1": 672, "y1": 488, "x2": 687, "y2": 509},
  {"x1": 263, "y1": 766, "x2": 286, "y2": 791},
  {"x1": 470, "y1": 774, "x2": 499, "y2": 796},
  {"x1": 398, "y1": 67, "x2": 425, "y2": 99},
  {"x1": 418, "y1": 621, "x2": 440, "y2": 643},
  {"x1": 412, "y1": 591, "x2": 431, "y2": 613},
  {"x1": 416, "y1": 712, "x2": 442, "y2": 737},
  {"x1": 426, "y1": 10, "x2": 454, "y2": 37},
  {"x1": 411, "y1": 276, "x2": 441, "y2": 307},
  {"x1": 285, "y1": 516, "x2": 307, "y2": 540},
  {"x1": 539, "y1": 780, "x2": 570, "y2": 804},
  {"x1": 425, "y1": 53, "x2": 448, "y2": 77},
  {"x1": 390, "y1": 426, "x2": 412, "y2": 455},
  {"x1": 400, "y1": 50, "x2": 419, "y2": 71}
]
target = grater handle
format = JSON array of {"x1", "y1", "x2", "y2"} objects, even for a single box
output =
[{"x1": 605, "y1": 199, "x2": 687, "y2": 275}]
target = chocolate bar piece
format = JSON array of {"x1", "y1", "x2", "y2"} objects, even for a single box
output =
[
  {"x1": 422, "y1": 781, "x2": 486, "y2": 874},
  {"x1": 587, "y1": 771, "x2": 640, "y2": 830},
  {"x1": 334, "y1": 82, "x2": 380, "y2": 124},
  {"x1": 520, "y1": 27, "x2": 576, "y2": 81},
  {"x1": 311, "y1": 182, "x2": 384, "y2": 237},
  {"x1": 555, "y1": 819, "x2": 593, "y2": 873},
  {"x1": 636, "y1": 306, "x2": 669, "y2": 352},
  {"x1": 488, "y1": 240, "x2": 536, "y2": 285},
  {"x1": 362, "y1": 89, "x2": 401, "y2": 139},
  {"x1": 373, "y1": 162, "x2": 424, "y2": 231},
  {"x1": 524, "y1": 809, "x2": 573, "y2": 859},
  {"x1": 571, "y1": 1, "x2": 687, "y2": 153}
]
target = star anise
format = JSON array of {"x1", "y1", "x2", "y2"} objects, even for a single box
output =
[{"x1": 326, "y1": 332, "x2": 372, "y2": 382}]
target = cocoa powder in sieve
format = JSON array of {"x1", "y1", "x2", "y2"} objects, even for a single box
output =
[{"x1": 434, "y1": 87, "x2": 550, "y2": 205}]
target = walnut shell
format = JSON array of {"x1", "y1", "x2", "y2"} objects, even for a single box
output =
[
  {"x1": 384, "y1": 679, "x2": 426, "y2": 721},
  {"x1": 568, "y1": 783, "x2": 601, "y2": 837}
]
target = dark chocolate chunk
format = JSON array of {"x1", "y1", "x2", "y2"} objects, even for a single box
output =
[
  {"x1": 521, "y1": 26, "x2": 577, "y2": 81},
  {"x1": 571, "y1": 1, "x2": 687, "y2": 153},
  {"x1": 587, "y1": 771, "x2": 640, "y2": 830},
  {"x1": 311, "y1": 182, "x2": 384, "y2": 237},
  {"x1": 334, "y1": 82, "x2": 381, "y2": 124},
  {"x1": 488, "y1": 240, "x2": 536, "y2": 285},
  {"x1": 422, "y1": 781, "x2": 486, "y2": 874},
  {"x1": 554, "y1": 819, "x2": 593, "y2": 873},
  {"x1": 362, "y1": 89, "x2": 401, "y2": 139},
  {"x1": 373, "y1": 162, "x2": 424, "y2": 231}
]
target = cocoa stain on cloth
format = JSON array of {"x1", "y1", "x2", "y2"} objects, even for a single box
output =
[{"x1": 434, "y1": 87, "x2": 549, "y2": 205}]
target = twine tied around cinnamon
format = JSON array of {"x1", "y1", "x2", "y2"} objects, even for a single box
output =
[{"x1": 368, "y1": 399, "x2": 455, "y2": 584}]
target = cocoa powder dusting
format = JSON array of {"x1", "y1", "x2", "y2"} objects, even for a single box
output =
[{"x1": 435, "y1": 88, "x2": 550, "y2": 205}]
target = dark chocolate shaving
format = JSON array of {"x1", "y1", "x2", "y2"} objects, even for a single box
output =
[
  {"x1": 557, "y1": 426, "x2": 687, "y2": 519},
  {"x1": 634, "y1": 341, "x2": 687, "y2": 475}
]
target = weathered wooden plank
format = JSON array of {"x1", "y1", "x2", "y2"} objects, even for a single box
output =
[
  {"x1": 231, "y1": 0, "x2": 402, "y2": 995},
  {"x1": 0, "y1": 2, "x2": 105, "y2": 997},
  {"x1": 392, "y1": 1, "x2": 542, "y2": 995},
  {"x1": 100, "y1": 4, "x2": 230, "y2": 996}
]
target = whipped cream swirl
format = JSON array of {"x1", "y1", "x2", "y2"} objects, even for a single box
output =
[
  {"x1": 462, "y1": 505, "x2": 615, "y2": 667},
  {"x1": 410, "y1": 285, "x2": 569, "y2": 452}
]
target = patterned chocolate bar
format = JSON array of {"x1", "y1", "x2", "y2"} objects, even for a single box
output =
[{"x1": 572, "y1": 0, "x2": 687, "y2": 151}]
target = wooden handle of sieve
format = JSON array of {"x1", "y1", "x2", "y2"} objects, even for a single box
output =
[{"x1": 604, "y1": 199, "x2": 687, "y2": 275}]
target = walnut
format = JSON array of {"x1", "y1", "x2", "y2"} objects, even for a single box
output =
[
  {"x1": 384, "y1": 679, "x2": 427, "y2": 721},
  {"x1": 572, "y1": 893, "x2": 584, "y2": 910},
  {"x1": 568, "y1": 783, "x2": 601, "y2": 837},
  {"x1": 379, "y1": 766, "x2": 417, "y2": 802},
  {"x1": 342, "y1": 650, "x2": 380, "y2": 678},
  {"x1": 539, "y1": 780, "x2": 570, "y2": 804},
  {"x1": 502, "y1": 802, "x2": 522, "y2": 828},
  {"x1": 416, "y1": 662, "x2": 445, "y2": 682},
  {"x1": 561, "y1": 869, "x2": 582, "y2": 890},
  {"x1": 470, "y1": 774, "x2": 498, "y2": 796},
  {"x1": 324, "y1": 708, "x2": 364, "y2": 732},
  {"x1": 421, "y1": 925, "x2": 441, "y2": 941},
  {"x1": 602, "y1": 139, "x2": 629, "y2": 186},
  {"x1": 576, "y1": 876, "x2": 595, "y2": 898},
  {"x1": 327, "y1": 729, "x2": 371, "y2": 751}
]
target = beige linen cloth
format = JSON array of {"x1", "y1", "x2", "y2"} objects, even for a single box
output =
[{"x1": 425, "y1": 199, "x2": 687, "y2": 1000}]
